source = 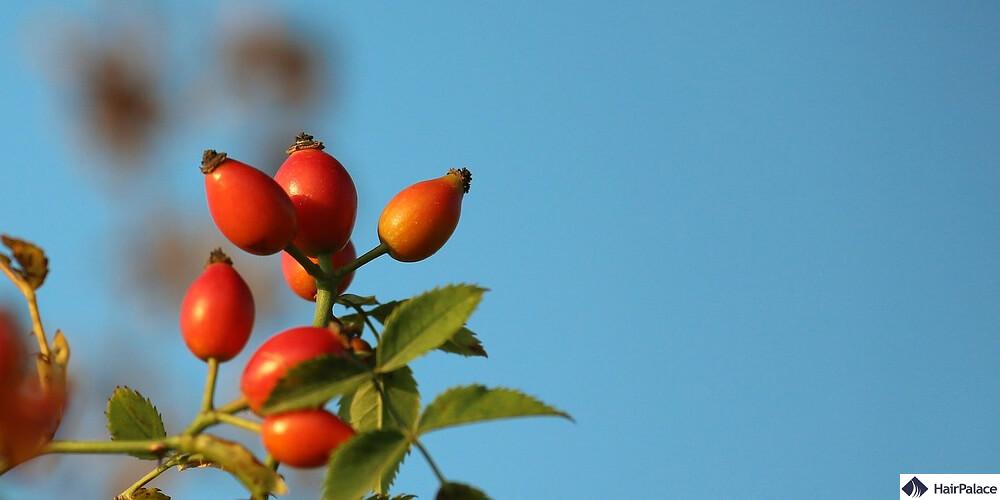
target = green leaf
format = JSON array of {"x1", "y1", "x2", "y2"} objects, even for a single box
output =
[
  {"x1": 131, "y1": 488, "x2": 171, "y2": 500},
  {"x1": 382, "y1": 368, "x2": 421, "y2": 431},
  {"x1": 106, "y1": 386, "x2": 166, "y2": 459},
  {"x1": 418, "y1": 385, "x2": 573, "y2": 435},
  {"x1": 367, "y1": 301, "x2": 403, "y2": 323},
  {"x1": 436, "y1": 482, "x2": 490, "y2": 500},
  {"x1": 262, "y1": 354, "x2": 372, "y2": 415},
  {"x1": 323, "y1": 430, "x2": 411, "y2": 500},
  {"x1": 350, "y1": 367, "x2": 420, "y2": 433},
  {"x1": 173, "y1": 434, "x2": 286, "y2": 497},
  {"x1": 438, "y1": 327, "x2": 488, "y2": 357},
  {"x1": 347, "y1": 367, "x2": 419, "y2": 492},
  {"x1": 376, "y1": 285, "x2": 486, "y2": 373},
  {"x1": 366, "y1": 495, "x2": 417, "y2": 500},
  {"x1": 337, "y1": 391, "x2": 355, "y2": 421},
  {"x1": 378, "y1": 447, "x2": 410, "y2": 496},
  {"x1": 337, "y1": 294, "x2": 379, "y2": 307},
  {"x1": 350, "y1": 382, "x2": 383, "y2": 432},
  {"x1": 365, "y1": 300, "x2": 487, "y2": 358}
]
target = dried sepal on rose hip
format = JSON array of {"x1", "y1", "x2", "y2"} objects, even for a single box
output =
[
  {"x1": 275, "y1": 133, "x2": 358, "y2": 256},
  {"x1": 349, "y1": 337, "x2": 373, "y2": 357},
  {"x1": 179, "y1": 249, "x2": 255, "y2": 362},
  {"x1": 327, "y1": 318, "x2": 361, "y2": 352},
  {"x1": 240, "y1": 326, "x2": 348, "y2": 414},
  {"x1": 378, "y1": 167, "x2": 471, "y2": 262},
  {"x1": 202, "y1": 150, "x2": 297, "y2": 256},
  {"x1": 261, "y1": 409, "x2": 355, "y2": 468}
]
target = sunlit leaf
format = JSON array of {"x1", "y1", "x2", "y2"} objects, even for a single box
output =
[
  {"x1": 106, "y1": 387, "x2": 166, "y2": 459},
  {"x1": 263, "y1": 354, "x2": 372, "y2": 414},
  {"x1": 438, "y1": 327, "x2": 487, "y2": 357},
  {"x1": 418, "y1": 385, "x2": 572, "y2": 435},
  {"x1": 346, "y1": 367, "x2": 419, "y2": 492},
  {"x1": 365, "y1": 300, "x2": 486, "y2": 358},
  {"x1": 376, "y1": 285, "x2": 486, "y2": 373},
  {"x1": 350, "y1": 367, "x2": 420, "y2": 433},
  {"x1": 323, "y1": 430, "x2": 411, "y2": 500}
]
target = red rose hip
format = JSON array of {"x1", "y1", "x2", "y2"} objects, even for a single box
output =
[
  {"x1": 0, "y1": 311, "x2": 24, "y2": 385},
  {"x1": 240, "y1": 326, "x2": 347, "y2": 413},
  {"x1": 202, "y1": 150, "x2": 297, "y2": 256},
  {"x1": 275, "y1": 133, "x2": 358, "y2": 256},
  {"x1": 179, "y1": 249, "x2": 255, "y2": 362},
  {"x1": 261, "y1": 409, "x2": 355, "y2": 468}
]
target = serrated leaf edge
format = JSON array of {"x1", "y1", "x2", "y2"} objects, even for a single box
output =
[
  {"x1": 418, "y1": 385, "x2": 574, "y2": 434},
  {"x1": 105, "y1": 385, "x2": 167, "y2": 440},
  {"x1": 376, "y1": 284, "x2": 488, "y2": 372}
]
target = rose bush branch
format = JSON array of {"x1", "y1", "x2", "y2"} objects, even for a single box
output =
[
  {"x1": 118, "y1": 455, "x2": 185, "y2": 499},
  {"x1": 313, "y1": 253, "x2": 336, "y2": 327},
  {"x1": 1, "y1": 132, "x2": 573, "y2": 500},
  {"x1": 332, "y1": 242, "x2": 388, "y2": 281},
  {"x1": 0, "y1": 237, "x2": 56, "y2": 361}
]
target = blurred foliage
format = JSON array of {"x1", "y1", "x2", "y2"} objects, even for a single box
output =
[
  {"x1": 79, "y1": 43, "x2": 163, "y2": 163},
  {"x1": 9, "y1": 6, "x2": 339, "y2": 498}
]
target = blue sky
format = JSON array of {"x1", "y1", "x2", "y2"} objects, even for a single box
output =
[{"x1": 1, "y1": 1, "x2": 999, "y2": 499}]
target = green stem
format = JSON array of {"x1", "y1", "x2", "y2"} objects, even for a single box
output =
[
  {"x1": 264, "y1": 455, "x2": 280, "y2": 471},
  {"x1": 44, "y1": 439, "x2": 174, "y2": 456},
  {"x1": 284, "y1": 244, "x2": 324, "y2": 278},
  {"x1": 372, "y1": 379, "x2": 446, "y2": 485},
  {"x1": 200, "y1": 358, "x2": 219, "y2": 412},
  {"x1": 313, "y1": 253, "x2": 335, "y2": 327},
  {"x1": 333, "y1": 242, "x2": 389, "y2": 281},
  {"x1": 25, "y1": 292, "x2": 49, "y2": 358},
  {"x1": 215, "y1": 413, "x2": 262, "y2": 434},
  {"x1": 414, "y1": 440, "x2": 447, "y2": 485},
  {"x1": 183, "y1": 414, "x2": 210, "y2": 435},
  {"x1": 118, "y1": 455, "x2": 183, "y2": 498},
  {"x1": 182, "y1": 357, "x2": 221, "y2": 434},
  {"x1": 217, "y1": 397, "x2": 249, "y2": 415},
  {"x1": 352, "y1": 305, "x2": 382, "y2": 343}
]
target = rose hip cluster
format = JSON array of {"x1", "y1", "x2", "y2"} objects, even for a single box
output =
[{"x1": 181, "y1": 132, "x2": 470, "y2": 468}]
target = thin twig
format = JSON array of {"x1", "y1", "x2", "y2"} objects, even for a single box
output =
[
  {"x1": 200, "y1": 358, "x2": 219, "y2": 412},
  {"x1": 352, "y1": 305, "x2": 382, "y2": 343},
  {"x1": 0, "y1": 261, "x2": 49, "y2": 357},
  {"x1": 332, "y1": 242, "x2": 389, "y2": 281},
  {"x1": 372, "y1": 379, "x2": 447, "y2": 485},
  {"x1": 217, "y1": 398, "x2": 249, "y2": 415},
  {"x1": 214, "y1": 413, "x2": 262, "y2": 434},
  {"x1": 118, "y1": 455, "x2": 183, "y2": 499}
]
